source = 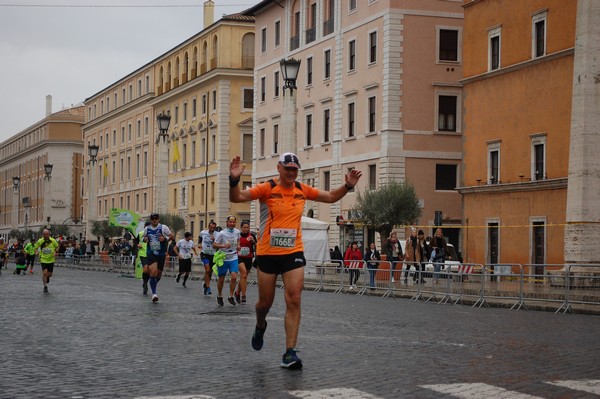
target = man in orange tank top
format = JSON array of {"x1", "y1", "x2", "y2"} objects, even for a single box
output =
[{"x1": 229, "y1": 152, "x2": 362, "y2": 369}]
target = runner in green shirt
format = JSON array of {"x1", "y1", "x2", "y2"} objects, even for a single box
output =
[
  {"x1": 33, "y1": 229, "x2": 59, "y2": 293},
  {"x1": 23, "y1": 241, "x2": 36, "y2": 274}
]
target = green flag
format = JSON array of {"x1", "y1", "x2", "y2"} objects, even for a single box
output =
[{"x1": 109, "y1": 208, "x2": 143, "y2": 235}]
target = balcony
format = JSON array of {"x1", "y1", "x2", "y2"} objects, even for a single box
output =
[
  {"x1": 305, "y1": 27, "x2": 316, "y2": 44},
  {"x1": 323, "y1": 19, "x2": 334, "y2": 36},
  {"x1": 290, "y1": 34, "x2": 299, "y2": 51},
  {"x1": 210, "y1": 57, "x2": 217, "y2": 69},
  {"x1": 242, "y1": 55, "x2": 255, "y2": 69}
]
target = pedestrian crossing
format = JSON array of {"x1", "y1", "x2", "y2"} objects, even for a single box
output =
[{"x1": 133, "y1": 380, "x2": 600, "y2": 399}]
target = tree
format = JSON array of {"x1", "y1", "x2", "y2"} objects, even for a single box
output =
[
  {"x1": 38, "y1": 224, "x2": 70, "y2": 239},
  {"x1": 91, "y1": 220, "x2": 123, "y2": 242},
  {"x1": 8, "y1": 228, "x2": 37, "y2": 242},
  {"x1": 155, "y1": 213, "x2": 185, "y2": 236},
  {"x1": 354, "y1": 181, "x2": 422, "y2": 248}
]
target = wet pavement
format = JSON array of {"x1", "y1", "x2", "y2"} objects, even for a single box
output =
[{"x1": 1, "y1": 266, "x2": 599, "y2": 398}]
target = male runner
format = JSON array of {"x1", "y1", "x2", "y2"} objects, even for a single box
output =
[
  {"x1": 143, "y1": 213, "x2": 173, "y2": 302},
  {"x1": 198, "y1": 220, "x2": 217, "y2": 295}
]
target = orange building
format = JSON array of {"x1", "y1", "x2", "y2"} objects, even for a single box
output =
[{"x1": 460, "y1": 0, "x2": 577, "y2": 267}]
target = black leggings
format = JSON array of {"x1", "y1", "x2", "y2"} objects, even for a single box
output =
[{"x1": 349, "y1": 269, "x2": 360, "y2": 285}]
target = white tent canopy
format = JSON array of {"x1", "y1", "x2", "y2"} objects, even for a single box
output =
[{"x1": 301, "y1": 216, "x2": 330, "y2": 262}]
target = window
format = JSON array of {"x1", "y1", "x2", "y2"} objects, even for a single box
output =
[
  {"x1": 532, "y1": 12, "x2": 546, "y2": 58},
  {"x1": 210, "y1": 134, "x2": 216, "y2": 162},
  {"x1": 183, "y1": 102, "x2": 187, "y2": 122},
  {"x1": 259, "y1": 128, "x2": 265, "y2": 157},
  {"x1": 137, "y1": 120, "x2": 141, "y2": 138},
  {"x1": 191, "y1": 140, "x2": 196, "y2": 166},
  {"x1": 306, "y1": 114, "x2": 312, "y2": 146},
  {"x1": 191, "y1": 185, "x2": 195, "y2": 206},
  {"x1": 261, "y1": 27, "x2": 267, "y2": 53},
  {"x1": 324, "y1": 49, "x2": 331, "y2": 79},
  {"x1": 243, "y1": 88, "x2": 253, "y2": 109},
  {"x1": 128, "y1": 124, "x2": 132, "y2": 141},
  {"x1": 369, "y1": 31, "x2": 377, "y2": 64},
  {"x1": 143, "y1": 151, "x2": 148, "y2": 176},
  {"x1": 136, "y1": 153, "x2": 140, "y2": 178},
  {"x1": 368, "y1": 96, "x2": 376, "y2": 133},
  {"x1": 489, "y1": 27, "x2": 501, "y2": 71},
  {"x1": 324, "y1": 0, "x2": 334, "y2": 35},
  {"x1": 212, "y1": 90, "x2": 216, "y2": 110},
  {"x1": 439, "y1": 29, "x2": 459, "y2": 62},
  {"x1": 348, "y1": 40, "x2": 356, "y2": 71},
  {"x1": 192, "y1": 98, "x2": 197, "y2": 118},
  {"x1": 368, "y1": 164, "x2": 377, "y2": 190},
  {"x1": 532, "y1": 220, "x2": 545, "y2": 267},
  {"x1": 323, "y1": 109, "x2": 330, "y2": 143},
  {"x1": 323, "y1": 171, "x2": 330, "y2": 191},
  {"x1": 488, "y1": 221, "x2": 499, "y2": 264},
  {"x1": 291, "y1": 12, "x2": 300, "y2": 50},
  {"x1": 243, "y1": 133, "x2": 253, "y2": 162},
  {"x1": 182, "y1": 143, "x2": 187, "y2": 168},
  {"x1": 273, "y1": 124, "x2": 279, "y2": 154},
  {"x1": 127, "y1": 156, "x2": 131, "y2": 180},
  {"x1": 531, "y1": 135, "x2": 546, "y2": 180},
  {"x1": 436, "y1": 164, "x2": 457, "y2": 190},
  {"x1": 348, "y1": 102, "x2": 355, "y2": 137},
  {"x1": 488, "y1": 143, "x2": 500, "y2": 184},
  {"x1": 307, "y1": 57, "x2": 313, "y2": 86},
  {"x1": 274, "y1": 20, "x2": 281, "y2": 47},
  {"x1": 260, "y1": 77, "x2": 266, "y2": 102},
  {"x1": 306, "y1": 3, "x2": 316, "y2": 44},
  {"x1": 438, "y1": 95, "x2": 457, "y2": 132},
  {"x1": 119, "y1": 158, "x2": 123, "y2": 182},
  {"x1": 202, "y1": 94, "x2": 207, "y2": 114},
  {"x1": 121, "y1": 127, "x2": 125, "y2": 144},
  {"x1": 144, "y1": 117, "x2": 149, "y2": 136},
  {"x1": 349, "y1": 0, "x2": 357, "y2": 12},
  {"x1": 201, "y1": 138, "x2": 206, "y2": 164},
  {"x1": 274, "y1": 71, "x2": 280, "y2": 98}
]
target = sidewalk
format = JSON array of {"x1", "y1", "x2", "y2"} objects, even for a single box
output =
[{"x1": 1, "y1": 266, "x2": 599, "y2": 398}]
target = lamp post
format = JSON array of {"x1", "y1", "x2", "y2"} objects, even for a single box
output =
[
  {"x1": 43, "y1": 163, "x2": 53, "y2": 226},
  {"x1": 12, "y1": 176, "x2": 20, "y2": 230},
  {"x1": 86, "y1": 144, "x2": 99, "y2": 240},
  {"x1": 155, "y1": 113, "x2": 171, "y2": 214},
  {"x1": 280, "y1": 58, "x2": 301, "y2": 153}
]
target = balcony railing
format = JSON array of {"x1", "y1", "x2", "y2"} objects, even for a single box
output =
[
  {"x1": 305, "y1": 27, "x2": 316, "y2": 44},
  {"x1": 290, "y1": 34, "x2": 299, "y2": 50},
  {"x1": 242, "y1": 55, "x2": 255, "y2": 69},
  {"x1": 323, "y1": 19, "x2": 334, "y2": 35}
]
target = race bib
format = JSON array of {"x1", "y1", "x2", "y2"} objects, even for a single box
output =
[
  {"x1": 181, "y1": 253, "x2": 191, "y2": 259},
  {"x1": 239, "y1": 247, "x2": 251, "y2": 257},
  {"x1": 149, "y1": 241, "x2": 161, "y2": 251},
  {"x1": 270, "y1": 228, "x2": 297, "y2": 248},
  {"x1": 42, "y1": 248, "x2": 53, "y2": 255}
]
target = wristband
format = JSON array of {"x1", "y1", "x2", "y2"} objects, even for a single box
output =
[
  {"x1": 229, "y1": 175, "x2": 240, "y2": 187},
  {"x1": 344, "y1": 183, "x2": 354, "y2": 190}
]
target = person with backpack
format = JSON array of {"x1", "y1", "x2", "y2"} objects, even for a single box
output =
[{"x1": 229, "y1": 152, "x2": 362, "y2": 369}]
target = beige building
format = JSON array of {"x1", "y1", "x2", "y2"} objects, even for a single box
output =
[
  {"x1": 83, "y1": 5, "x2": 255, "y2": 239},
  {"x1": 0, "y1": 97, "x2": 84, "y2": 239},
  {"x1": 245, "y1": 0, "x2": 464, "y2": 250}
]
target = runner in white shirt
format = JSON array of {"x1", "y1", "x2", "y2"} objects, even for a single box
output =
[
  {"x1": 213, "y1": 216, "x2": 240, "y2": 306},
  {"x1": 174, "y1": 232, "x2": 198, "y2": 288}
]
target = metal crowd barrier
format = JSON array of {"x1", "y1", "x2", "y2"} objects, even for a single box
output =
[{"x1": 301, "y1": 258, "x2": 600, "y2": 314}]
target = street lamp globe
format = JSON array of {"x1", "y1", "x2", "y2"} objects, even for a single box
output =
[
  {"x1": 12, "y1": 176, "x2": 20, "y2": 190},
  {"x1": 280, "y1": 58, "x2": 301, "y2": 93},
  {"x1": 44, "y1": 163, "x2": 53, "y2": 180},
  {"x1": 88, "y1": 144, "x2": 99, "y2": 164},
  {"x1": 157, "y1": 113, "x2": 171, "y2": 142}
]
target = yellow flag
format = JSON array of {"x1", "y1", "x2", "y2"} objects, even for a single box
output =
[
  {"x1": 172, "y1": 140, "x2": 181, "y2": 163},
  {"x1": 103, "y1": 162, "x2": 109, "y2": 178}
]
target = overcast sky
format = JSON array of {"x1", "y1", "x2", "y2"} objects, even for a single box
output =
[{"x1": 0, "y1": 0, "x2": 253, "y2": 144}]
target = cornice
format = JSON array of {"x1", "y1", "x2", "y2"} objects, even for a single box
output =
[
  {"x1": 458, "y1": 177, "x2": 568, "y2": 195},
  {"x1": 82, "y1": 93, "x2": 155, "y2": 131},
  {"x1": 0, "y1": 140, "x2": 83, "y2": 167}
]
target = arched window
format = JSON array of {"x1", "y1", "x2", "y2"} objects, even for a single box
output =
[
  {"x1": 242, "y1": 33, "x2": 255, "y2": 69},
  {"x1": 201, "y1": 41, "x2": 208, "y2": 74},
  {"x1": 211, "y1": 36, "x2": 218, "y2": 69}
]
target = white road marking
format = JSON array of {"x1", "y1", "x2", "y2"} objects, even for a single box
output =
[
  {"x1": 289, "y1": 388, "x2": 384, "y2": 398},
  {"x1": 420, "y1": 383, "x2": 543, "y2": 399},
  {"x1": 546, "y1": 379, "x2": 600, "y2": 395},
  {"x1": 134, "y1": 396, "x2": 215, "y2": 399}
]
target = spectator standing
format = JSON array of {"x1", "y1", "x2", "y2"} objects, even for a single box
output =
[
  {"x1": 383, "y1": 231, "x2": 403, "y2": 283},
  {"x1": 344, "y1": 242, "x2": 363, "y2": 290},
  {"x1": 404, "y1": 227, "x2": 423, "y2": 284},
  {"x1": 364, "y1": 243, "x2": 381, "y2": 288},
  {"x1": 430, "y1": 228, "x2": 448, "y2": 282},
  {"x1": 330, "y1": 245, "x2": 344, "y2": 273}
]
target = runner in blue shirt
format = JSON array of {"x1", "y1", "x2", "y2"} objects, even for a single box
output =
[{"x1": 143, "y1": 213, "x2": 173, "y2": 302}]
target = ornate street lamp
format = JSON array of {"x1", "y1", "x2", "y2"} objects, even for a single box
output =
[
  {"x1": 12, "y1": 176, "x2": 20, "y2": 191},
  {"x1": 44, "y1": 163, "x2": 53, "y2": 180},
  {"x1": 88, "y1": 144, "x2": 99, "y2": 165},
  {"x1": 157, "y1": 113, "x2": 171, "y2": 142},
  {"x1": 280, "y1": 58, "x2": 301, "y2": 94}
]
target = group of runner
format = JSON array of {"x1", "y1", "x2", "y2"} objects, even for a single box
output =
[{"x1": 3, "y1": 153, "x2": 362, "y2": 370}]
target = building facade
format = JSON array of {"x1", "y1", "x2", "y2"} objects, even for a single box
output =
[
  {"x1": 459, "y1": 0, "x2": 578, "y2": 267},
  {"x1": 246, "y1": 0, "x2": 464, "y2": 250},
  {"x1": 83, "y1": 7, "x2": 254, "y2": 240},
  {"x1": 0, "y1": 99, "x2": 84, "y2": 240}
]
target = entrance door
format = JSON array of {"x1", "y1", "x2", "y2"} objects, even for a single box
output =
[{"x1": 533, "y1": 222, "x2": 545, "y2": 276}]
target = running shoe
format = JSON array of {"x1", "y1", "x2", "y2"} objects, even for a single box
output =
[
  {"x1": 228, "y1": 297, "x2": 236, "y2": 306},
  {"x1": 251, "y1": 321, "x2": 267, "y2": 351},
  {"x1": 217, "y1": 296, "x2": 224, "y2": 306},
  {"x1": 206, "y1": 287, "x2": 212, "y2": 295},
  {"x1": 234, "y1": 291, "x2": 241, "y2": 304},
  {"x1": 152, "y1": 294, "x2": 159, "y2": 303},
  {"x1": 43, "y1": 286, "x2": 48, "y2": 293},
  {"x1": 281, "y1": 348, "x2": 303, "y2": 369}
]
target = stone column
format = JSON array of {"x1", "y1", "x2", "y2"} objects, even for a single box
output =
[
  {"x1": 12, "y1": 186, "x2": 19, "y2": 230},
  {"x1": 155, "y1": 137, "x2": 169, "y2": 214},
  {"x1": 86, "y1": 162, "x2": 97, "y2": 240},
  {"x1": 281, "y1": 88, "x2": 298, "y2": 154},
  {"x1": 564, "y1": 0, "x2": 600, "y2": 264}
]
